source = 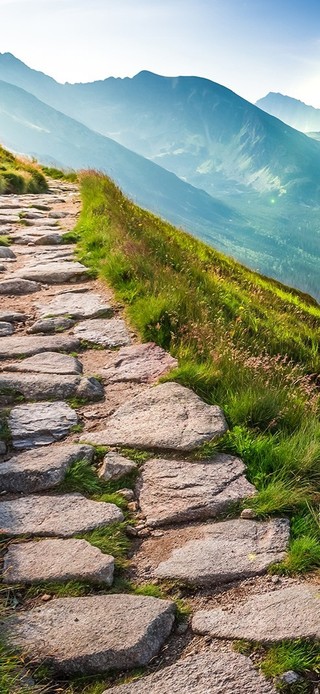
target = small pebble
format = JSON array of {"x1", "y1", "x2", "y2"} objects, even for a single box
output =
[
  {"x1": 117, "y1": 488, "x2": 135, "y2": 501},
  {"x1": 138, "y1": 528, "x2": 151, "y2": 538},
  {"x1": 128, "y1": 501, "x2": 138, "y2": 512},
  {"x1": 41, "y1": 594, "x2": 52, "y2": 602},
  {"x1": 125, "y1": 525, "x2": 138, "y2": 537},
  {"x1": 240, "y1": 508, "x2": 257, "y2": 519}
]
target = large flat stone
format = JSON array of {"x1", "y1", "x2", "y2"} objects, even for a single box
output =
[
  {"x1": 8, "y1": 401, "x2": 78, "y2": 449},
  {"x1": 3, "y1": 594, "x2": 175, "y2": 674},
  {"x1": 155, "y1": 518, "x2": 290, "y2": 585},
  {"x1": 104, "y1": 651, "x2": 277, "y2": 694},
  {"x1": 0, "y1": 372, "x2": 103, "y2": 403},
  {"x1": 102, "y1": 343, "x2": 178, "y2": 384},
  {"x1": 0, "y1": 278, "x2": 41, "y2": 295},
  {"x1": 83, "y1": 383, "x2": 228, "y2": 451},
  {"x1": 37, "y1": 291, "x2": 113, "y2": 320},
  {"x1": 3, "y1": 539, "x2": 114, "y2": 586},
  {"x1": 0, "y1": 443, "x2": 94, "y2": 493},
  {"x1": 0, "y1": 493, "x2": 123, "y2": 537},
  {"x1": 15, "y1": 261, "x2": 89, "y2": 284},
  {"x1": 74, "y1": 318, "x2": 131, "y2": 348},
  {"x1": 0, "y1": 334, "x2": 80, "y2": 359},
  {"x1": 192, "y1": 585, "x2": 320, "y2": 642},
  {"x1": 5, "y1": 352, "x2": 83, "y2": 375},
  {"x1": 136, "y1": 455, "x2": 256, "y2": 526}
]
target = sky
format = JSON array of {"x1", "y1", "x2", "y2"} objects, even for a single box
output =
[{"x1": 1, "y1": 0, "x2": 320, "y2": 106}]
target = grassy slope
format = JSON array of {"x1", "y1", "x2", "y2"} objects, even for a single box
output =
[
  {"x1": 75, "y1": 172, "x2": 320, "y2": 574},
  {"x1": 0, "y1": 145, "x2": 48, "y2": 194}
]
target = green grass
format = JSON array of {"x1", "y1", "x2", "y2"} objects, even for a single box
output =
[
  {"x1": 73, "y1": 171, "x2": 320, "y2": 574},
  {"x1": 76, "y1": 523, "x2": 131, "y2": 568},
  {"x1": 0, "y1": 145, "x2": 48, "y2": 194},
  {"x1": 41, "y1": 165, "x2": 78, "y2": 183},
  {"x1": 0, "y1": 236, "x2": 11, "y2": 247}
]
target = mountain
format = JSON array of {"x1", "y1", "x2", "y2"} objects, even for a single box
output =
[
  {"x1": 0, "y1": 54, "x2": 319, "y2": 299},
  {"x1": 1, "y1": 55, "x2": 320, "y2": 204},
  {"x1": 0, "y1": 79, "x2": 252, "y2": 253},
  {"x1": 256, "y1": 92, "x2": 320, "y2": 134}
]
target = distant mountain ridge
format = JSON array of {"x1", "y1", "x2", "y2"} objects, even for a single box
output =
[
  {"x1": 0, "y1": 53, "x2": 319, "y2": 300},
  {"x1": 256, "y1": 92, "x2": 320, "y2": 134}
]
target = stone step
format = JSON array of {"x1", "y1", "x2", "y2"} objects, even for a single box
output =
[
  {"x1": 104, "y1": 650, "x2": 277, "y2": 694},
  {"x1": 37, "y1": 291, "x2": 113, "y2": 320},
  {"x1": 3, "y1": 594, "x2": 175, "y2": 674},
  {"x1": 0, "y1": 493, "x2": 123, "y2": 536},
  {"x1": 151, "y1": 518, "x2": 290, "y2": 585},
  {"x1": 0, "y1": 247, "x2": 16, "y2": 259},
  {"x1": 0, "y1": 311, "x2": 27, "y2": 323},
  {"x1": 82, "y1": 382, "x2": 228, "y2": 451},
  {"x1": 4, "y1": 352, "x2": 83, "y2": 375},
  {"x1": 3, "y1": 538, "x2": 114, "y2": 586},
  {"x1": 0, "y1": 322, "x2": 13, "y2": 337},
  {"x1": 136, "y1": 454, "x2": 256, "y2": 526},
  {"x1": 11, "y1": 229, "x2": 65, "y2": 245},
  {"x1": 27, "y1": 317, "x2": 75, "y2": 334},
  {"x1": 14, "y1": 260, "x2": 89, "y2": 284},
  {"x1": 8, "y1": 401, "x2": 78, "y2": 449},
  {"x1": 101, "y1": 342, "x2": 178, "y2": 384},
  {"x1": 0, "y1": 372, "x2": 103, "y2": 404},
  {"x1": 74, "y1": 318, "x2": 131, "y2": 348},
  {"x1": 0, "y1": 278, "x2": 41, "y2": 295},
  {"x1": 0, "y1": 443, "x2": 94, "y2": 493},
  {"x1": 0, "y1": 334, "x2": 80, "y2": 359},
  {"x1": 192, "y1": 584, "x2": 320, "y2": 641}
]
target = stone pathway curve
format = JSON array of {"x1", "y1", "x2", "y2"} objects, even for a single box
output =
[{"x1": 0, "y1": 182, "x2": 316, "y2": 692}]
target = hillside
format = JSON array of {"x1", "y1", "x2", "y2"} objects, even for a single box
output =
[
  {"x1": 257, "y1": 92, "x2": 320, "y2": 133},
  {"x1": 0, "y1": 80, "x2": 252, "y2": 255},
  {"x1": 0, "y1": 143, "x2": 47, "y2": 194}
]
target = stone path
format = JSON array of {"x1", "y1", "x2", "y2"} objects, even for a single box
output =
[{"x1": 0, "y1": 182, "x2": 316, "y2": 692}]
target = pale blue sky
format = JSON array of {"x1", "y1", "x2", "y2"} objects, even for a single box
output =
[{"x1": 1, "y1": 0, "x2": 320, "y2": 105}]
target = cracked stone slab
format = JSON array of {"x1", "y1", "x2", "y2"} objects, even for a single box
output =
[
  {"x1": 4, "y1": 352, "x2": 83, "y2": 375},
  {"x1": 136, "y1": 455, "x2": 256, "y2": 526},
  {"x1": 155, "y1": 518, "x2": 290, "y2": 585},
  {"x1": 0, "y1": 278, "x2": 41, "y2": 295},
  {"x1": 102, "y1": 343, "x2": 178, "y2": 384},
  {"x1": 0, "y1": 373, "x2": 103, "y2": 403},
  {"x1": 0, "y1": 322, "x2": 13, "y2": 337},
  {"x1": 0, "y1": 443, "x2": 94, "y2": 493},
  {"x1": 0, "y1": 334, "x2": 80, "y2": 359},
  {"x1": 8, "y1": 401, "x2": 78, "y2": 449},
  {"x1": 104, "y1": 650, "x2": 277, "y2": 694},
  {"x1": 192, "y1": 585, "x2": 320, "y2": 642},
  {"x1": 37, "y1": 291, "x2": 113, "y2": 320},
  {"x1": 3, "y1": 594, "x2": 175, "y2": 674},
  {"x1": 74, "y1": 318, "x2": 131, "y2": 348},
  {"x1": 99, "y1": 452, "x2": 137, "y2": 481},
  {"x1": 3, "y1": 539, "x2": 114, "y2": 586},
  {"x1": 0, "y1": 493, "x2": 123, "y2": 537},
  {"x1": 27, "y1": 317, "x2": 75, "y2": 334},
  {"x1": 15, "y1": 260, "x2": 89, "y2": 284},
  {"x1": 83, "y1": 382, "x2": 228, "y2": 451}
]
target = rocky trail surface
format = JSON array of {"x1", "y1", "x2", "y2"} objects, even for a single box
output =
[{"x1": 0, "y1": 182, "x2": 318, "y2": 693}]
